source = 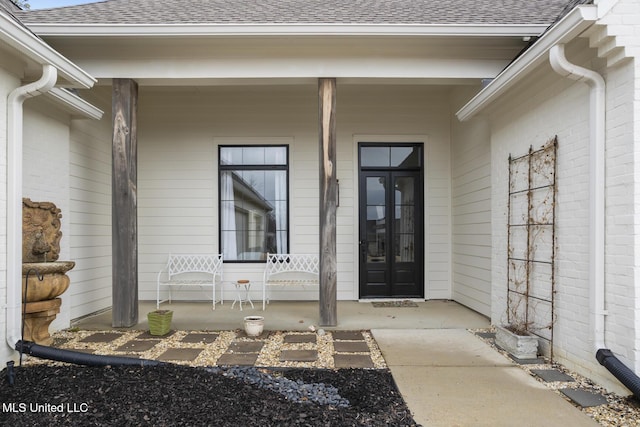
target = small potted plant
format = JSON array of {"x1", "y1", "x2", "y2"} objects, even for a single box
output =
[{"x1": 147, "y1": 309, "x2": 173, "y2": 336}]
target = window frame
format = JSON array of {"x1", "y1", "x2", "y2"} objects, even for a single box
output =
[{"x1": 218, "y1": 144, "x2": 290, "y2": 263}]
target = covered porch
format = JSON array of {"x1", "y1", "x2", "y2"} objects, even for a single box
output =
[
  {"x1": 64, "y1": 79, "x2": 494, "y2": 331},
  {"x1": 28, "y1": 25, "x2": 506, "y2": 330},
  {"x1": 72, "y1": 300, "x2": 489, "y2": 331}
]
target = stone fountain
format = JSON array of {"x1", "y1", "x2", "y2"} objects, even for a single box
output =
[{"x1": 22, "y1": 198, "x2": 75, "y2": 345}]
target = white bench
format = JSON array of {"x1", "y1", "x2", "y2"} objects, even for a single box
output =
[
  {"x1": 262, "y1": 253, "x2": 319, "y2": 310},
  {"x1": 156, "y1": 254, "x2": 223, "y2": 310}
]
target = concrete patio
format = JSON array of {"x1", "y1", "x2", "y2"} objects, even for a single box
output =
[{"x1": 72, "y1": 300, "x2": 489, "y2": 331}]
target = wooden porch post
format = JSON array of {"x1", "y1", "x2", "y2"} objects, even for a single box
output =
[
  {"x1": 318, "y1": 78, "x2": 337, "y2": 326},
  {"x1": 111, "y1": 78, "x2": 138, "y2": 327}
]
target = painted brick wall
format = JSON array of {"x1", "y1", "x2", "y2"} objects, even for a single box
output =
[
  {"x1": 598, "y1": 0, "x2": 640, "y2": 376},
  {"x1": 488, "y1": 29, "x2": 639, "y2": 392},
  {"x1": 23, "y1": 103, "x2": 72, "y2": 330},
  {"x1": 490, "y1": 62, "x2": 598, "y2": 382}
]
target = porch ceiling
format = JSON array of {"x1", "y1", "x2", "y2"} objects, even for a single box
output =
[{"x1": 42, "y1": 35, "x2": 528, "y2": 85}]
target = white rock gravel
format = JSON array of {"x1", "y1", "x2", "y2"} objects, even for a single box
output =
[
  {"x1": 23, "y1": 329, "x2": 387, "y2": 370},
  {"x1": 472, "y1": 328, "x2": 640, "y2": 427}
]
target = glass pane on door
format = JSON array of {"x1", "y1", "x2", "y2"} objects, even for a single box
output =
[
  {"x1": 394, "y1": 176, "x2": 415, "y2": 262},
  {"x1": 366, "y1": 176, "x2": 386, "y2": 263}
]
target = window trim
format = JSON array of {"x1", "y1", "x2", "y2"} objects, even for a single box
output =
[{"x1": 218, "y1": 144, "x2": 290, "y2": 263}]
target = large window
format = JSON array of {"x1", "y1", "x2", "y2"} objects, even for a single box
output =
[{"x1": 219, "y1": 145, "x2": 288, "y2": 262}]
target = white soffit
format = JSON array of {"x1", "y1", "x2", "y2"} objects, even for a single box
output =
[
  {"x1": 27, "y1": 23, "x2": 549, "y2": 37},
  {"x1": 456, "y1": 5, "x2": 598, "y2": 121}
]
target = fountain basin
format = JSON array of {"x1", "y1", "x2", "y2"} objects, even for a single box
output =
[{"x1": 22, "y1": 261, "x2": 75, "y2": 302}]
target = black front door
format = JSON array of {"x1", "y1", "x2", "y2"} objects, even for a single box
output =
[{"x1": 358, "y1": 144, "x2": 424, "y2": 298}]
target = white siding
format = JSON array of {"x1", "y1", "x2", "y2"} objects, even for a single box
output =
[
  {"x1": 451, "y1": 86, "x2": 492, "y2": 317},
  {"x1": 68, "y1": 88, "x2": 112, "y2": 320},
  {"x1": 137, "y1": 84, "x2": 452, "y2": 302},
  {"x1": 138, "y1": 85, "x2": 318, "y2": 303}
]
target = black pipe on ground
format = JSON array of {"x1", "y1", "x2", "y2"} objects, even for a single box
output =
[
  {"x1": 15, "y1": 340, "x2": 166, "y2": 367},
  {"x1": 596, "y1": 348, "x2": 640, "y2": 399}
]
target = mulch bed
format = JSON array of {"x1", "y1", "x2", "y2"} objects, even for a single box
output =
[{"x1": 1, "y1": 364, "x2": 418, "y2": 426}]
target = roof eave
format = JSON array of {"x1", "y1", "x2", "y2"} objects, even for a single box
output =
[
  {"x1": 0, "y1": 10, "x2": 96, "y2": 88},
  {"x1": 456, "y1": 5, "x2": 598, "y2": 121},
  {"x1": 25, "y1": 23, "x2": 551, "y2": 37},
  {"x1": 46, "y1": 88, "x2": 104, "y2": 120}
]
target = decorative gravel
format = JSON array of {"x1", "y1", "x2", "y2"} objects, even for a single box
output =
[
  {"x1": 23, "y1": 329, "x2": 387, "y2": 369},
  {"x1": 473, "y1": 328, "x2": 640, "y2": 426}
]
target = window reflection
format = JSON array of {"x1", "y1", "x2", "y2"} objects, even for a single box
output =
[{"x1": 220, "y1": 146, "x2": 288, "y2": 261}]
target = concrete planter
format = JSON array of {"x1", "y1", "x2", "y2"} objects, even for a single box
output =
[
  {"x1": 244, "y1": 316, "x2": 265, "y2": 337},
  {"x1": 495, "y1": 325, "x2": 539, "y2": 359}
]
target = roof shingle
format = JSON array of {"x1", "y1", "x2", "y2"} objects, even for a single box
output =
[{"x1": 16, "y1": 0, "x2": 583, "y2": 26}]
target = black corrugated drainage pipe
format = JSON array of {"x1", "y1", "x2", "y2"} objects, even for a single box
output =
[
  {"x1": 596, "y1": 349, "x2": 640, "y2": 399},
  {"x1": 16, "y1": 340, "x2": 166, "y2": 367}
]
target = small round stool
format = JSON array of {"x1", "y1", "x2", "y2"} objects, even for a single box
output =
[{"x1": 231, "y1": 279, "x2": 254, "y2": 311}]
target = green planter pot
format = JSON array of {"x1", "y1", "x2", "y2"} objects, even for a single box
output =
[{"x1": 147, "y1": 310, "x2": 173, "y2": 336}]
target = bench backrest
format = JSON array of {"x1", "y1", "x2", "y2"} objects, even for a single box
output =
[
  {"x1": 167, "y1": 254, "x2": 223, "y2": 279},
  {"x1": 264, "y1": 253, "x2": 319, "y2": 278}
]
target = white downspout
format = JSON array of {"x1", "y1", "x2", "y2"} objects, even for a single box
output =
[
  {"x1": 6, "y1": 65, "x2": 58, "y2": 351},
  {"x1": 549, "y1": 44, "x2": 606, "y2": 351}
]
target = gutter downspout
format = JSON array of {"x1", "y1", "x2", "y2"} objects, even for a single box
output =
[
  {"x1": 549, "y1": 43, "x2": 606, "y2": 352},
  {"x1": 6, "y1": 65, "x2": 58, "y2": 352},
  {"x1": 549, "y1": 44, "x2": 640, "y2": 398}
]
